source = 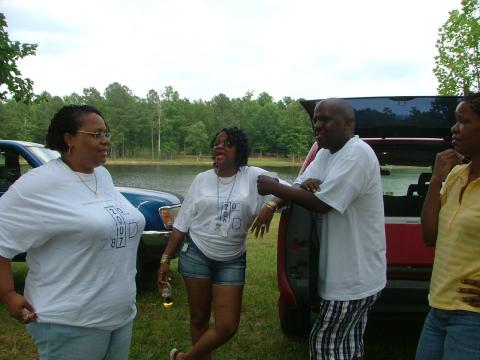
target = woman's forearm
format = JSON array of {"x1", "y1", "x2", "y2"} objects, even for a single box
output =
[
  {"x1": 0, "y1": 256, "x2": 15, "y2": 303},
  {"x1": 420, "y1": 176, "x2": 443, "y2": 247}
]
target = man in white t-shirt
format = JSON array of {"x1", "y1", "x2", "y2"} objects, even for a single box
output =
[{"x1": 257, "y1": 98, "x2": 386, "y2": 360}]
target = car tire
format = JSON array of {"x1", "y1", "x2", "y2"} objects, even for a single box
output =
[{"x1": 279, "y1": 296, "x2": 310, "y2": 336}]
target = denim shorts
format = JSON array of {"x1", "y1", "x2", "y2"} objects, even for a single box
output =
[{"x1": 178, "y1": 238, "x2": 246, "y2": 286}]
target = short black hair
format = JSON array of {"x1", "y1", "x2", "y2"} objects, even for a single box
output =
[
  {"x1": 464, "y1": 92, "x2": 480, "y2": 117},
  {"x1": 211, "y1": 127, "x2": 249, "y2": 168},
  {"x1": 45, "y1": 105, "x2": 105, "y2": 152}
]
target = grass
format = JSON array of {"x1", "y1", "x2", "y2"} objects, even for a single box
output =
[{"x1": 0, "y1": 214, "x2": 424, "y2": 359}]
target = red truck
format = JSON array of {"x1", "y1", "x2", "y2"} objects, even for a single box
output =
[{"x1": 277, "y1": 96, "x2": 461, "y2": 335}]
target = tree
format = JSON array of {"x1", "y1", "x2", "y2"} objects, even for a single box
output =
[
  {"x1": 146, "y1": 89, "x2": 161, "y2": 159},
  {"x1": 185, "y1": 121, "x2": 208, "y2": 159},
  {"x1": 104, "y1": 82, "x2": 138, "y2": 158},
  {"x1": 0, "y1": 13, "x2": 38, "y2": 103},
  {"x1": 433, "y1": 0, "x2": 480, "y2": 95}
]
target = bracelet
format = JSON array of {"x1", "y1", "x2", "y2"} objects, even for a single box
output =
[
  {"x1": 264, "y1": 200, "x2": 278, "y2": 211},
  {"x1": 160, "y1": 254, "x2": 171, "y2": 264}
]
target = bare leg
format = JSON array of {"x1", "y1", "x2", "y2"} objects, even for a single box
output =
[
  {"x1": 178, "y1": 283, "x2": 243, "y2": 360},
  {"x1": 183, "y1": 276, "x2": 212, "y2": 345}
]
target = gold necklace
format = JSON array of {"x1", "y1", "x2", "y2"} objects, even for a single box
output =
[
  {"x1": 60, "y1": 159, "x2": 99, "y2": 198},
  {"x1": 73, "y1": 171, "x2": 98, "y2": 198}
]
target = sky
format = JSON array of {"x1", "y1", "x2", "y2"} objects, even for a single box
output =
[{"x1": 1, "y1": 0, "x2": 461, "y2": 102}]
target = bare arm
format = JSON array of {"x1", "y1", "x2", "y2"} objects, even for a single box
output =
[
  {"x1": 157, "y1": 228, "x2": 185, "y2": 291},
  {"x1": 421, "y1": 149, "x2": 463, "y2": 246},
  {"x1": 250, "y1": 196, "x2": 286, "y2": 238},
  {"x1": 250, "y1": 179, "x2": 323, "y2": 237},
  {"x1": 0, "y1": 256, "x2": 37, "y2": 322},
  {"x1": 257, "y1": 175, "x2": 331, "y2": 213}
]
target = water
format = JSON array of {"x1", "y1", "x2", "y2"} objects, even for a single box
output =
[
  {"x1": 106, "y1": 164, "x2": 430, "y2": 197},
  {"x1": 106, "y1": 164, "x2": 301, "y2": 196},
  {"x1": 381, "y1": 166, "x2": 431, "y2": 196}
]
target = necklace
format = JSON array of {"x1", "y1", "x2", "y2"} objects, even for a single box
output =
[
  {"x1": 216, "y1": 172, "x2": 237, "y2": 221},
  {"x1": 73, "y1": 171, "x2": 99, "y2": 198},
  {"x1": 217, "y1": 174, "x2": 236, "y2": 185},
  {"x1": 215, "y1": 168, "x2": 236, "y2": 185},
  {"x1": 59, "y1": 159, "x2": 99, "y2": 198}
]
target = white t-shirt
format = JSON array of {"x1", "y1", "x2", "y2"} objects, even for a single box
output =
[
  {"x1": 296, "y1": 136, "x2": 386, "y2": 300},
  {"x1": 174, "y1": 166, "x2": 278, "y2": 261},
  {"x1": 0, "y1": 159, "x2": 146, "y2": 330}
]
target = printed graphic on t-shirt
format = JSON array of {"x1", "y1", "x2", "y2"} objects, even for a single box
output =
[
  {"x1": 105, "y1": 205, "x2": 140, "y2": 249},
  {"x1": 219, "y1": 201, "x2": 242, "y2": 231}
]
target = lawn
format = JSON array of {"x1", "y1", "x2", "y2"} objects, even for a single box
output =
[{"x1": 0, "y1": 214, "x2": 424, "y2": 359}]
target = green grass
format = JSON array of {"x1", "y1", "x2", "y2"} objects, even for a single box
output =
[{"x1": 0, "y1": 214, "x2": 423, "y2": 359}]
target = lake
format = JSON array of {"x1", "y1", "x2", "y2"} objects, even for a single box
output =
[
  {"x1": 106, "y1": 164, "x2": 301, "y2": 196},
  {"x1": 106, "y1": 164, "x2": 430, "y2": 197}
]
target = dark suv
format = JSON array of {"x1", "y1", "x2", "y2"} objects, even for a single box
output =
[{"x1": 277, "y1": 96, "x2": 461, "y2": 335}]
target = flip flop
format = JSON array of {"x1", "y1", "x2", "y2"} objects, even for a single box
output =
[{"x1": 169, "y1": 348, "x2": 180, "y2": 360}]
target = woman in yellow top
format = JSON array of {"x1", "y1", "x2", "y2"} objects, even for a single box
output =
[{"x1": 416, "y1": 93, "x2": 480, "y2": 359}]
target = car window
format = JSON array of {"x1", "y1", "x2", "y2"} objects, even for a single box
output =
[
  {"x1": 0, "y1": 148, "x2": 33, "y2": 189},
  {"x1": 381, "y1": 165, "x2": 431, "y2": 196}
]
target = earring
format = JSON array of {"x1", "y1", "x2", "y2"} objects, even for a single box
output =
[{"x1": 68, "y1": 144, "x2": 72, "y2": 155}]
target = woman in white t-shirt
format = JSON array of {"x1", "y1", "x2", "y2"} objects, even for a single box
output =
[
  {"x1": 159, "y1": 127, "x2": 281, "y2": 360},
  {"x1": 0, "y1": 105, "x2": 145, "y2": 360}
]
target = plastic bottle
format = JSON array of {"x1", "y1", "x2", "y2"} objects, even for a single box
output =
[{"x1": 161, "y1": 282, "x2": 173, "y2": 308}]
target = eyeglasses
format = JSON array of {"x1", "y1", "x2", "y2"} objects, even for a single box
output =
[
  {"x1": 77, "y1": 130, "x2": 111, "y2": 140},
  {"x1": 213, "y1": 139, "x2": 233, "y2": 148}
]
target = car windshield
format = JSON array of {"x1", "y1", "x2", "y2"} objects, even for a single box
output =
[{"x1": 28, "y1": 146, "x2": 60, "y2": 164}]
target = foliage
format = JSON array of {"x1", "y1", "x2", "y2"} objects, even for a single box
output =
[
  {"x1": 0, "y1": 13, "x2": 38, "y2": 103},
  {"x1": 434, "y1": 0, "x2": 480, "y2": 95},
  {"x1": 0, "y1": 84, "x2": 314, "y2": 160}
]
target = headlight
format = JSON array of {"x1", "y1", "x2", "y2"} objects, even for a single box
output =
[{"x1": 159, "y1": 204, "x2": 181, "y2": 229}]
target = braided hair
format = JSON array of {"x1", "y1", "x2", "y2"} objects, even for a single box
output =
[{"x1": 210, "y1": 127, "x2": 249, "y2": 169}]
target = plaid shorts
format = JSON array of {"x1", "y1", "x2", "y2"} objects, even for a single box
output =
[{"x1": 309, "y1": 292, "x2": 380, "y2": 360}]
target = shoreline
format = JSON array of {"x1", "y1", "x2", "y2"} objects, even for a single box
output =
[{"x1": 106, "y1": 156, "x2": 304, "y2": 167}]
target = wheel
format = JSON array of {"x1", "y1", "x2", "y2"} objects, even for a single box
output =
[{"x1": 279, "y1": 296, "x2": 311, "y2": 336}]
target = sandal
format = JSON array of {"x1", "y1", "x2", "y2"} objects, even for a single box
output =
[{"x1": 169, "y1": 348, "x2": 180, "y2": 360}]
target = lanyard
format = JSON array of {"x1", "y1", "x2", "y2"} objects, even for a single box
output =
[{"x1": 216, "y1": 172, "x2": 237, "y2": 221}]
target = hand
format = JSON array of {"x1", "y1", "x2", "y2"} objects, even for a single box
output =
[
  {"x1": 2, "y1": 291, "x2": 37, "y2": 324},
  {"x1": 458, "y1": 279, "x2": 480, "y2": 307},
  {"x1": 300, "y1": 178, "x2": 322, "y2": 193},
  {"x1": 157, "y1": 262, "x2": 171, "y2": 294},
  {"x1": 257, "y1": 175, "x2": 279, "y2": 196},
  {"x1": 250, "y1": 204, "x2": 275, "y2": 238},
  {"x1": 432, "y1": 149, "x2": 463, "y2": 182}
]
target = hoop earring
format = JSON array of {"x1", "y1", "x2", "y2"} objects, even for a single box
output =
[{"x1": 68, "y1": 144, "x2": 72, "y2": 155}]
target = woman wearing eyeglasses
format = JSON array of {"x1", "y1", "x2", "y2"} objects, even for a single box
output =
[
  {"x1": 159, "y1": 127, "x2": 286, "y2": 360},
  {"x1": 0, "y1": 105, "x2": 145, "y2": 359}
]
